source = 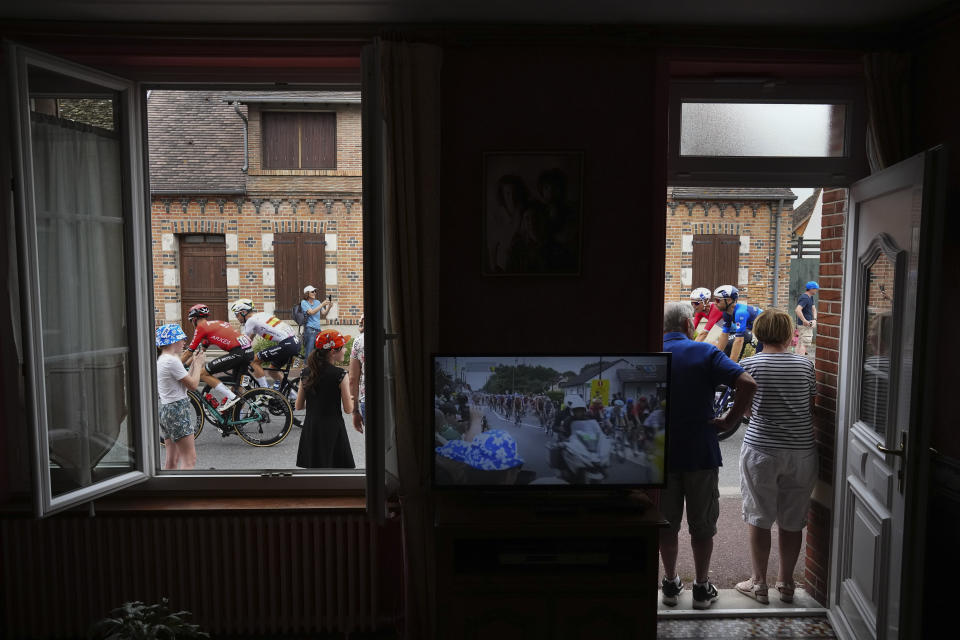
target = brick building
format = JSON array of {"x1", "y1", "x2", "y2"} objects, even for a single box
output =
[
  {"x1": 148, "y1": 90, "x2": 363, "y2": 327},
  {"x1": 665, "y1": 187, "x2": 797, "y2": 309}
]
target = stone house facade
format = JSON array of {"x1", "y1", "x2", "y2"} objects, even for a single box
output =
[
  {"x1": 148, "y1": 90, "x2": 363, "y2": 328},
  {"x1": 665, "y1": 187, "x2": 797, "y2": 310}
]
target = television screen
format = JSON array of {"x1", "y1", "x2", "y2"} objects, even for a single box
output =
[{"x1": 432, "y1": 354, "x2": 669, "y2": 488}]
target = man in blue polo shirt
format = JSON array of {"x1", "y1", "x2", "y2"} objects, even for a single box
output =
[{"x1": 660, "y1": 302, "x2": 757, "y2": 610}]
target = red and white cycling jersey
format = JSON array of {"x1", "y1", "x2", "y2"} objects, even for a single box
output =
[
  {"x1": 187, "y1": 320, "x2": 251, "y2": 352},
  {"x1": 241, "y1": 312, "x2": 295, "y2": 342}
]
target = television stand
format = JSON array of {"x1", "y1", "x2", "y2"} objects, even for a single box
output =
[{"x1": 434, "y1": 495, "x2": 667, "y2": 639}]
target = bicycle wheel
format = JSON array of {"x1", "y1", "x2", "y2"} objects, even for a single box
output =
[
  {"x1": 229, "y1": 387, "x2": 293, "y2": 446},
  {"x1": 714, "y1": 386, "x2": 747, "y2": 441},
  {"x1": 159, "y1": 390, "x2": 205, "y2": 446}
]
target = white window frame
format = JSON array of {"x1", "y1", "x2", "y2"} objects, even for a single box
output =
[
  {"x1": 669, "y1": 79, "x2": 868, "y2": 187},
  {"x1": 137, "y1": 84, "x2": 367, "y2": 494},
  {"x1": 9, "y1": 43, "x2": 154, "y2": 516}
]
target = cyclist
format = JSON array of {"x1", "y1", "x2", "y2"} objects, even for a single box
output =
[
  {"x1": 713, "y1": 285, "x2": 763, "y2": 363},
  {"x1": 181, "y1": 303, "x2": 254, "y2": 412},
  {"x1": 231, "y1": 298, "x2": 301, "y2": 401},
  {"x1": 690, "y1": 287, "x2": 724, "y2": 345}
]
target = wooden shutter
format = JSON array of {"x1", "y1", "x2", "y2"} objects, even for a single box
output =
[
  {"x1": 274, "y1": 233, "x2": 326, "y2": 319},
  {"x1": 691, "y1": 234, "x2": 739, "y2": 292},
  {"x1": 300, "y1": 112, "x2": 336, "y2": 169},
  {"x1": 262, "y1": 112, "x2": 299, "y2": 169},
  {"x1": 179, "y1": 235, "x2": 227, "y2": 325}
]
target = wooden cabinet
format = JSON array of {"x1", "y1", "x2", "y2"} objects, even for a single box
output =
[{"x1": 435, "y1": 500, "x2": 666, "y2": 640}]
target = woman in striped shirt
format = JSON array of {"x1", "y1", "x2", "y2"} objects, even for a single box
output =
[{"x1": 735, "y1": 308, "x2": 817, "y2": 605}]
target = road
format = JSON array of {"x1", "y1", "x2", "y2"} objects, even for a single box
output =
[
  {"x1": 477, "y1": 405, "x2": 658, "y2": 485},
  {"x1": 169, "y1": 406, "x2": 366, "y2": 471}
]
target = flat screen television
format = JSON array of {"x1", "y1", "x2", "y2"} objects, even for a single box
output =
[{"x1": 432, "y1": 354, "x2": 670, "y2": 488}]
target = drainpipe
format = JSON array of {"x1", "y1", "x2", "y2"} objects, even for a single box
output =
[
  {"x1": 232, "y1": 101, "x2": 248, "y2": 173},
  {"x1": 772, "y1": 198, "x2": 784, "y2": 307}
]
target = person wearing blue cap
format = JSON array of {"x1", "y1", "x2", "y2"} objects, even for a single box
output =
[
  {"x1": 156, "y1": 323, "x2": 206, "y2": 469},
  {"x1": 795, "y1": 281, "x2": 819, "y2": 359}
]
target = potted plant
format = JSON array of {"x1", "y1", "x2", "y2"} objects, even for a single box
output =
[{"x1": 90, "y1": 598, "x2": 208, "y2": 640}]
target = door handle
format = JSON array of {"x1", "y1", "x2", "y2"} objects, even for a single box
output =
[{"x1": 877, "y1": 432, "x2": 907, "y2": 457}]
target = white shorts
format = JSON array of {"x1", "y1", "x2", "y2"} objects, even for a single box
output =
[{"x1": 739, "y1": 443, "x2": 818, "y2": 531}]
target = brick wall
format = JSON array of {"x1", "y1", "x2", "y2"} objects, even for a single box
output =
[
  {"x1": 803, "y1": 185, "x2": 846, "y2": 605},
  {"x1": 151, "y1": 195, "x2": 364, "y2": 328},
  {"x1": 664, "y1": 198, "x2": 793, "y2": 309}
]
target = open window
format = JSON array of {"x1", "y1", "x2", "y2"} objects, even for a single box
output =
[
  {"x1": 8, "y1": 41, "x2": 374, "y2": 516},
  {"x1": 9, "y1": 43, "x2": 153, "y2": 515}
]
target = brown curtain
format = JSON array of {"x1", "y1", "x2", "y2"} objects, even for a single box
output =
[
  {"x1": 379, "y1": 39, "x2": 442, "y2": 640},
  {"x1": 864, "y1": 51, "x2": 914, "y2": 172}
]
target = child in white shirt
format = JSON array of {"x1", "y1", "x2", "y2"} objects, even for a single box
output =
[{"x1": 156, "y1": 324, "x2": 205, "y2": 469}]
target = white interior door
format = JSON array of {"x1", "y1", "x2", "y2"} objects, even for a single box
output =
[{"x1": 829, "y1": 150, "x2": 941, "y2": 640}]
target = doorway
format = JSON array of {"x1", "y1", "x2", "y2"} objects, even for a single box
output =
[{"x1": 178, "y1": 234, "x2": 228, "y2": 324}]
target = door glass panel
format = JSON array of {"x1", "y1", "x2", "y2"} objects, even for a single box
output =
[
  {"x1": 27, "y1": 65, "x2": 135, "y2": 495},
  {"x1": 858, "y1": 253, "x2": 895, "y2": 436},
  {"x1": 680, "y1": 102, "x2": 846, "y2": 157}
]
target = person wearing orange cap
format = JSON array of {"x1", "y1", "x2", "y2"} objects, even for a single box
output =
[{"x1": 295, "y1": 329, "x2": 356, "y2": 468}]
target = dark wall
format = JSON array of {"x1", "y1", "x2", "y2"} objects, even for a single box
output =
[
  {"x1": 914, "y1": 12, "x2": 960, "y2": 460},
  {"x1": 914, "y1": 11, "x2": 960, "y2": 637},
  {"x1": 439, "y1": 44, "x2": 664, "y2": 353}
]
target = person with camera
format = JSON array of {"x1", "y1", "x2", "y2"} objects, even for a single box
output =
[{"x1": 301, "y1": 285, "x2": 333, "y2": 360}]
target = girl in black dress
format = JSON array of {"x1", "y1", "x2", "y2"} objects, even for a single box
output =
[{"x1": 295, "y1": 329, "x2": 356, "y2": 468}]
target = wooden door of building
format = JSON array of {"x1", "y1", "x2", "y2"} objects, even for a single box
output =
[
  {"x1": 691, "y1": 234, "x2": 739, "y2": 293},
  {"x1": 179, "y1": 234, "x2": 227, "y2": 326},
  {"x1": 274, "y1": 232, "x2": 326, "y2": 320}
]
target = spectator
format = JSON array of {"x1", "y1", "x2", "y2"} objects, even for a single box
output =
[
  {"x1": 155, "y1": 324, "x2": 205, "y2": 470},
  {"x1": 794, "y1": 281, "x2": 819, "y2": 359},
  {"x1": 349, "y1": 313, "x2": 366, "y2": 433},
  {"x1": 660, "y1": 302, "x2": 757, "y2": 609},
  {"x1": 301, "y1": 285, "x2": 333, "y2": 360},
  {"x1": 295, "y1": 329, "x2": 355, "y2": 469},
  {"x1": 735, "y1": 308, "x2": 817, "y2": 605}
]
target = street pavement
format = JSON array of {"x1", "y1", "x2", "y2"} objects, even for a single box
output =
[{"x1": 185, "y1": 405, "x2": 366, "y2": 471}]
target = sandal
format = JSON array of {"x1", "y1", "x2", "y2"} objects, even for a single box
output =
[
  {"x1": 735, "y1": 578, "x2": 769, "y2": 604},
  {"x1": 776, "y1": 581, "x2": 796, "y2": 603}
]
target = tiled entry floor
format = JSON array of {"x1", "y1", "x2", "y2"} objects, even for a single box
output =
[
  {"x1": 657, "y1": 589, "x2": 833, "y2": 638},
  {"x1": 657, "y1": 616, "x2": 835, "y2": 639}
]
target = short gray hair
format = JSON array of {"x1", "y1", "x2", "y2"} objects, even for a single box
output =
[{"x1": 664, "y1": 302, "x2": 693, "y2": 334}]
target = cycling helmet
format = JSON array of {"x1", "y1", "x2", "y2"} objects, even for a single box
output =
[
  {"x1": 689, "y1": 287, "x2": 711, "y2": 303},
  {"x1": 564, "y1": 394, "x2": 586, "y2": 410},
  {"x1": 315, "y1": 329, "x2": 351, "y2": 351},
  {"x1": 713, "y1": 285, "x2": 739, "y2": 300},
  {"x1": 231, "y1": 298, "x2": 254, "y2": 315},
  {"x1": 187, "y1": 304, "x2": 210, "y2": 320},
  {"x1": 155, "y1": 323, "x2": 187, "y2": 347},
  {"x1": 806, "y1": 281, "x2": 820, "y2": 290}
]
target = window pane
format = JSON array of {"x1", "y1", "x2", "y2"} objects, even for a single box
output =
[
  {"x1": 28, "y1": 65, "x2": 135, "y2": 497},
  {"x1": 301, "y1": 112, "x2": 336, "y2": 169},
  {"x1": 680, "y1": 102, "x2": 846, "y2": 157},
  {"x1": 261, "y1": 111, "x2": 300, "y2": 169},
  {"x1": 859, "y1": 255, "x2": 896, "y2": 436}
]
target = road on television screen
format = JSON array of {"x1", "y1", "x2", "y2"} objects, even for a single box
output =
[{"x1": 480, "y1": 406, "x2": 656, "y2": 485}]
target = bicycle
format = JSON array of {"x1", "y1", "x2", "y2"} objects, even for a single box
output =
[
  {"x1": 244, "y1": 356, "x2": 303, "y2": 428},
  {"x1": 714, "y1": 384, "x2": 749, "y2": 441},
  {"x1": 161, "y1": 371, "x2": 294, "y2": 448}
]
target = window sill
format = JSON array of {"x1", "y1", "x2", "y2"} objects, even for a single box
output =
[
  {"x1": 0, "y1": 492, "x2": 366, "y2": 516},
  {"x1": 93, "y1": 494, "x2": 366, "y2": 513}
]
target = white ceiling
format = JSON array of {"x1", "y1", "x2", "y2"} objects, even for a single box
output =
[{"x1": 0, "y1": 0, "x2": 953, "y2": 27}]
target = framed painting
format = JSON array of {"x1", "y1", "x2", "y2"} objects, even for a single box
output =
[{"x1": 482, "y1": 151, "x2": 583, "y2": 276}]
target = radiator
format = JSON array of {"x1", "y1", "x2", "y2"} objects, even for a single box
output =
[{"x1": 1, "y1": 513, "x2": 393, "y2": 638}]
